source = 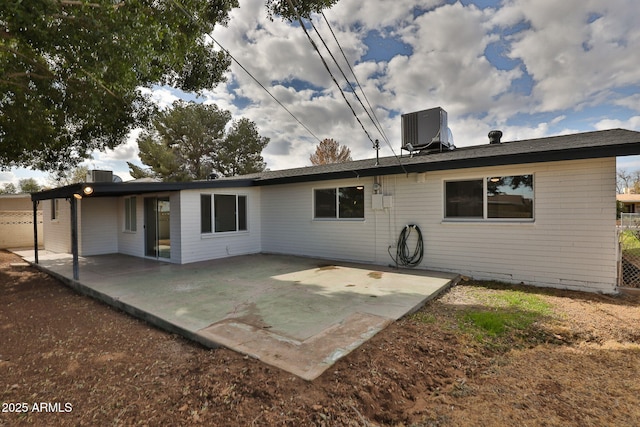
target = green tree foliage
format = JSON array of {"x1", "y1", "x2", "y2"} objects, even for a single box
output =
[
  {"x1": 18, "y1": 178, "x2": 41, "y2": 193},
  {"x1": 309, "y1": 138, "x2": 352, "y2": 165},
  {"x1": 135, "y1": 101, "x2": 269, "y2": 181},
  {"x1": 126, "y1": 162, "x2": 156, "y2": 180},
  {"x1": 47, "y1": 165, "x2": 90, "y2": 187},
  {"x1": 0, "y1": 0, "x2": 238, "y2": 171},
  {"x1": 266, "y1": 0, "x2": 340, "y2": 21},
  {"x1": 0, "y1": 183, "x2": 17, "y2": 194}
]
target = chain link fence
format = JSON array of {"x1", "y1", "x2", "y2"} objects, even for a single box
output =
[{"x1": 619, "y1": 213, "x2": 640, "y2": 288}]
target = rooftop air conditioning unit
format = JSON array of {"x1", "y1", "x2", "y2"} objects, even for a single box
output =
[
  {"x1": 401, "y1": 107, "x2": 454, "y2": 154},
  {"x1": 87, "y1": 170, "x2": 113, "y2": 183}
]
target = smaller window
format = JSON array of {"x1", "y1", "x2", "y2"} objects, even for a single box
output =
[
  {"x1": 314, "y1": 186, "x2": 364, "y2": 219},
  {"x1": 51, "y1": 199, "x2": 60, "y2": 220},
  {"x1": 201, "y1": 194, "x2": 212, "y2": 233},
  {"x1": 205, "y1": 194, "x2": 248, "y2": 233},
  {"x1": 445, "y1": 180, "x2": 483, "y2": 218},
  {"x1": 124, "y1": 197, "x2": 137, "y2": 232}
]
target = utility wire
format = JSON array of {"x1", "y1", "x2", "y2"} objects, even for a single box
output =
[
  {"x1": 286, "y1": 0, "x2": 376, "y2": 146},
  {"x1": 309, "y1": 19, "x2": 385, "y2": 144},
  {"x1": 169, "y1": 0, "x2": 322, "y2": 144},
  {"x1": 320, "y1": 11, "x2": 391, "y2": 146},
  {"x1": 311, "y1": 7, "x2": 406, "y2": 173}
]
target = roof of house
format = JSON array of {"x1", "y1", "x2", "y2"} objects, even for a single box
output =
[
  {"x1": 617, "y1": 193, "x2": 640, "y2": 203},
  {"x1": 31, "y1": 128, "x2": 640, "y2": 201}
]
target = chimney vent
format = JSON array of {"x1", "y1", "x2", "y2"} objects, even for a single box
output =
[{"x1": 488, "y1": 130, "x2": 503, "y2": 144}]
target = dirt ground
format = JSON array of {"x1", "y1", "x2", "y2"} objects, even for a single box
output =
[{"x1": 1, "y1": 249, "x2": 640, "y2": 426}]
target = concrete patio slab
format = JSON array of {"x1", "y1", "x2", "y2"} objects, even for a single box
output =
[{"x1": 15, "y1": 250, "x2": 457, "y2": 380}]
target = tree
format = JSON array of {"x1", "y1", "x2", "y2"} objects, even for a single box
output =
[
  {"x1": 18, "y1": 178, "x2": 41, "y2": 193},
  {"x1": 0, "y1": 0, "x2": 237, "y2": 172},
  {"x1": 47, "y1": 165, "x2": 90, "y2": 187},
  {"x1": 0, "y1": 0, "x2": 340, "y2": 172},
  {"x1": 135, "y1": 101, "x2": 269, "y2": 181},
  {"x1": 0, "y1": 183, "x2": 17, "y2": 194},
  {"x1": 214, "y1": 118, "x2": 268, "y2": 176},
  {"x1": 617, "y1": 169, "x2": 640, "y2": 194},
  {"x1": 127, "y1": 162, "x2": 156, "y2": 180},
  {"x1": 310, "y1": 138, "x2": 352, "y2": 165},
  {"x1": 266, "y1": 0, "x2": 340, "y2": 21}
]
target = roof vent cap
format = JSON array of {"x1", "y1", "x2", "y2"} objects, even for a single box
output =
[{"x1": 488, "y1": 130, "x2": 503, "y2": 144}]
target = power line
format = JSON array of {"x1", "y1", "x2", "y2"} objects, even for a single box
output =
[
  {"x1": 286, "y1": 0, "x2": 376, "y2": 146},
  {"x1": 292, "y1": 2, "x2": 406, "y2": 172},
  {"x1": 320, "y1": 11, "x2": 391, "y2": 146},
  {"x1": 169, "y1": 0, "x2": 322, "y2": 144}
]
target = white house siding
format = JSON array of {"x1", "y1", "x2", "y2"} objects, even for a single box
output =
[
  {"x1": 260, "y1": 158, "x2": 617, "y2": 293},
  {"x1": 117, "y1": 196, "x2": 143, "y2": 258},
  {"x1": 42, "y1": 199, "x2": 71, "y2": 253},
  {"x1": 261, "y1": 178, "x2": 378, "y2": 263},
  {"x1": 79, "y1": 198, "x2": 118, "y2": 256},
  {"x1": 178, "y1": 188, "x2": 262, "y2": 264},
  {"x1": 391, "y1": 158, "x2": 617, "y2": 293}
]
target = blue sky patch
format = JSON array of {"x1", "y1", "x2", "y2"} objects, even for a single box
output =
[
  {"x1": 485, "y1": 40, "x2": 520, "y2": 71},
  {"x1": 361, "y1": 30, "x2": 413, "y2": 63}
]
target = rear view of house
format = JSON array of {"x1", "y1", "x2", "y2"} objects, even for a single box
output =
[{"x1": 31, "y1": 113, "x2": 640, "y2": 294}]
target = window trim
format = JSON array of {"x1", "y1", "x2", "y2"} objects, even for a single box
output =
[
  {"x1": 201, "y1": 193, "x2": 248, "y2": 235},
  {"x1": 443, "y1": 175, "x2": 534, "y2": 222},
  {"x1": 313, "y1": 186, "x2": 365, "y2": 220}
]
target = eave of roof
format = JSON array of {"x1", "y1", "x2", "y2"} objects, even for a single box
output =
[
  {"x1": 30, "y1": 128, "x2": 640, "y2": 201},
  {"x1": 253, "y1": 128, "x2": 640, "y2": 185},
  {"x1": 31, "y1": 178, "x2": 255, "y2": 202}
]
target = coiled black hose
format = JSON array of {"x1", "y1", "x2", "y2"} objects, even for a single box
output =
[{"x1": 390, "y1": 224, "x2": 424, "y2": 267}]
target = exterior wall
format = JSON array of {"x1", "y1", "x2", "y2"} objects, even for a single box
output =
[
  {"x1": 261, "y1": 158, "x2": 617, "y2": 293},
  {"x1": 0, "y1": 195, "x2": 43, "y2": 249},
  {"x1": 261, "y1": 178, "x2": 377, "y2": 263},
  {"x1": 79, "y1": 198, "x2": 118, "y2": 256},
  {"x1": 403, "y1": 158, "x2": 616, "y2": 293},
  {"x1": 117, "y1": 195, "x2": 144, "y2": 258},
  {"x1": 178, "y1": 188, "x2": 262, "y2": 263},
  {"x1": 42, "y1": 199, "x2": 71, "y2": 253}
]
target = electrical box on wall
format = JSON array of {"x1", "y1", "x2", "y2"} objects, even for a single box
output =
[
  {"x1": 372, "y1": 194, "x2": 383, "y2": 210},
  {"x1": 383, "y1": 195, "x2": 393, "y2": 208}
]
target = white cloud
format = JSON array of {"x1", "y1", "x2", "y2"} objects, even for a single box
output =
[
  {"x1": 494, "y1": 0, "x2": 640, "y2": 113},
  {"x1": 0, "y1": 171, "x2": 16, "y2": 185},
  {"x1": 595, "y1": 116, "x2": 640, "y2": 131},
  {"x1": 13, "y1": 0, "x2": 630, "y2": 180}
]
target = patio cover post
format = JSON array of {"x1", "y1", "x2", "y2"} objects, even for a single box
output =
[
  {"x1": 32, "y1": 200, "x2": 39, "y2": 264},
  {"x1": 69, "y1": 196, "x2": 79, "y2": 280}
]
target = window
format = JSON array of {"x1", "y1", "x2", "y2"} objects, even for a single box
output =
[
  {"x1": 124, "y1": 197, "x2": 137, "y2": 232},
  {"x1": 51, "y1": 199, "x2": 59, "y2": 220},
  {"x1": 445, "y1": 175, "x2": 534, "y2": 220},
  {"x1": 314, "y1": 186, "x2": 364, "y2": 219},
  {"x1": 201, "y1": 194, "x2": 247, "y2": 233},
  {"x1": 445, "y1": 180, "x2": 483, "y2": 218},
  {"x1": 487, "y1": 175, "x2": 534, "y2": 219},
  {"x1": 201, "y1": 194, "x2": 212, "y2": 233}
]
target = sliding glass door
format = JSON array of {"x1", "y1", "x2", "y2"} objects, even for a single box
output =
[{"x1": 144, "y1": 197, "x2": 170, "y2": 259}]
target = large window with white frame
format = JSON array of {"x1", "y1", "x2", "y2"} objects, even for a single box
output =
[
  {"x1": 314, "y1": 186, "x2": 364, "y2": 219},
  {"x1": 201, "y1": 194, "x2": 247, "y2": 233},
  {"x1": 124, "y1": 196, "x2": 137, "y2": 232},
  {"x1": 444, "y1": 175, "x2": 534, "y2": 220}
]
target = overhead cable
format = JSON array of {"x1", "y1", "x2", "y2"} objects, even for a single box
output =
[
  {"x1": 169, "y1": 0, "x2": 322, "y2": 144},
  {"x1": 286, "y1": 0, "x2": 376, "y2": 146},
  {"x1": 320, "y1": 11, "x2": 391, "y2": 146}
]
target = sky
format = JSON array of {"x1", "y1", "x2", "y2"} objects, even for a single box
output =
[{"x1": 3, "y1": 0, "x2": 640, "y2": 187}]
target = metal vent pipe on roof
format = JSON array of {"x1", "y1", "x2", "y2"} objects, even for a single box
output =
[{"x1": 488, "y1": 130, "x2": 503, "y2": 144}]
